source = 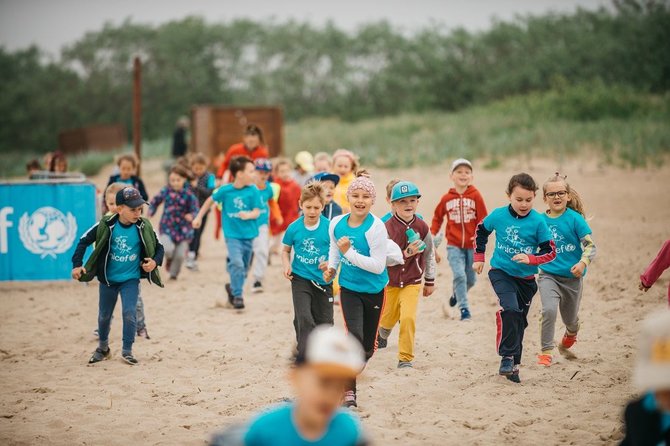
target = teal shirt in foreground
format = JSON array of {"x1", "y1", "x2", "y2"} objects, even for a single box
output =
[
  {"x1": 540, "y1": 208, "x2": 592, "y2": 278},
  {"x1": 106, "y1": 222, "x2": 141, "y2": 283},
  {"x1": 244, "y1": 403, "x2": 363, "y2": 446},
  {"x1": 212, "y1": 184, "x2": 262, "y2": 240},
  {"x1": 283, "y1": 216, "x2": 332, "y2": 285}
]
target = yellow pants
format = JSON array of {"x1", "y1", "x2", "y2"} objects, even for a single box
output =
[{"x1": 379, "y1": 285, "x2": 421, "y2": 362}]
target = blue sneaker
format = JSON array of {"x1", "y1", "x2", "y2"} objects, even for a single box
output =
[
  {"x1": 499, "y1": 356, "x2": 514, "y2": 376},
  {"x1": 506, "y1": 365, "x2": 521, "y2": 383},
  {"x1": 460, "y1": 308, "x2": 471, "y2": 321},
  {"x1": 449, "y1": 293, "x2": 457, "y2": 307}
]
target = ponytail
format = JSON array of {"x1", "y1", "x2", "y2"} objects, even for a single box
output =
[{"x1": 543, "y1": 172, "x2": 586, "y2": 216}]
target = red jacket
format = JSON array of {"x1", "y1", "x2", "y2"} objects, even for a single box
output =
[
  {"x1": 385, "y1": 214, "x2": 435, "y2": 288},
  {"x1": 640, "y1": 239, "x2": 670, "y2": 306},
  {"x1": 217, "y1": 143, "x2": 269, "y2": 179},
  {"x1": 431, "y1": 185, "x2": 488, "y2": 249},
  {"x1": 271, "y1": 177, "x2": 301, "y2": 234}
]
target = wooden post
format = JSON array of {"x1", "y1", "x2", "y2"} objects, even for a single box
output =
[{"x1": 133, "y1": 57, "x2": 142, "y2": 175}]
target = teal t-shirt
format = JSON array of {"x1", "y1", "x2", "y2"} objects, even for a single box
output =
[
  {"x1": 381, "y1": 212, "x2": 423, "y2": 223},
  {"x1": 244, "y1": 403, "x2": 364, "y2": 446},
  {"x1": 283, "y1": 215, "x2": 331, "y2": 284},
  {"x1": 212, "y1": 184, "x2": 263, "y2": 240},
  {"x1": 334, "y1": 214, "x2": 389, "y2": 293},
  {"x1": 257, "y1": 182, "x2": 274, "y2": 227},
  {"x1": 483, "y1": 206, "x2": 553, "y2": 278},
  {"x1": 540, "y1": 208, "x2": 592, "y2": 278},
  {"x1": 106, "y1": 222, "x2": 141, "y2": 283}
]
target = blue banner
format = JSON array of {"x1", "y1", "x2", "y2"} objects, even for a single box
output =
[{"x1": 0, "y1": 182, "x2": 97, "y2": 281}]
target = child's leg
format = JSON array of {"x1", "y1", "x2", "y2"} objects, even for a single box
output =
[
  {"x1": 119, "y1": 279, "x2": 140, "y2": 355},
  {"x1": 160, "y1": 234, "x2": 175, "y2": 263},
  {"x1": 136, "y1": 285, "x2": 146, "y2": 331},
  {"x1": 397, "y1": 285, "x2": 421, "y2": 363},
  {"x1": 465, "y1": 248, "x2": 477, "y2": 291},
  {"x1": 361, "y1": 290, "x2": 386, "y2": 361},
  {"x1": 98, "y1": 283, "x2": 119, "y2": 349},
  {"x1": 488, "y1": 270, "x2": 524, "y2": 359},
  {"x1": 225, "y1": 238, "x2": 246, "y2": 297},
  {"x1": 340, "y1": 288, "x2": 366, "y2": 394},
  {"x1": 251, "y1": 224, "x2": 270, "y2": 283},
  {"x1": 538, "y1": 273, "x2": 561, "y2": 353},
  {"x1": 169, "y1": 240, "x2": 189, "y2": 278},
  {"x1": 558, "y1": 277, "x2": 583, "y2": 335},
  {"x1": 291, "y1": 276, "x2": 318, "y2": 354},
  {"x1": 378, "y1": 287, "x2": 401, "y2": 340},
  {"x1": 190, "y1": 211, "x2": 209, "y2": 258},
  {"x1": 447, "y1": 246, "x2": 469, "y2": 311},
  {"x1": 311, "y1": 282, "x2": 334, "y2": 326},
  {"x1": 514, "y1": 278, "x2": 538, "y2": 365},
  {"x1": 241, "y1": 239, "x2": 254, "y2": 278}
]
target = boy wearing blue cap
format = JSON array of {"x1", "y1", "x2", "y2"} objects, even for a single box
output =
[
  {"x1": 310, "y1": 172, "x2": 342, "y2": 220},
  {"x1": 377, "y1": 181, "x2": 436, "y2": 368}
]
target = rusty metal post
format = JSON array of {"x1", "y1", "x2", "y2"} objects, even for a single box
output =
[{"x1": 133, "y1": 57, "x2": 142, "y2": 175}]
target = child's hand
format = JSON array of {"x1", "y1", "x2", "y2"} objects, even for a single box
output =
[
  {"x1": 71, "y1": 266, "x2": 86, "y2": 280},
  {"x1": 192, "y1": 217, "x2": 202, "y2": 229},
  {"x1": 570, "y1": 261, "x2": 586, "y2": 278},
  {"x1": 318, "y1": 261, "x2": 329, "y2": 272},
  {"x1": 283, "y1": 265, "x2": 293, "y2": 280},
  {"x1": 472, "y1": 262, "x2": 484, "y2": 275},
  {"x1": 191, "y1": 179, "x2": 198, "y2": 188},
  {"x1": 142, "y1": 258, "x2": 157, "y2": 272},
  {"x1": 639, "y1": 281, "x2": 651, "y2": 292},
  {"x1": 512, "y1": 253, "x2": 530, "y2": 264},
  {"x1": 185, "y1": 213, "x2": 194, "y2": 222},
  {"x1": 404, "y1": 240, "x2": 423, "y2": 258},
  {"x1": 435, "y1": 251, "x2": 442, "y2": 264},
  {"x1": 323, "y1": 267, "x2": 336, "y2": 283},
  {"x1": 337, "y1": 237, "x2": 351, "y2": 254},
  {"x1": 423, "y1": 285, "x2": 435, "y2": 297}
]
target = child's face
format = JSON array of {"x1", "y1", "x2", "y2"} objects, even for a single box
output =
[
  {"x1": 191, "y1": 162, "x2": 207, "y2": 178},
  {"x1": 169, "y1": 172, "x2": 187, "y2": 191},
  {"x1": 300, "y1": 197, "x2": 324, "y2": 222},
  {"x1": 276, "y1": 164, "x2": 292, "y2": 181},
  {"x1": 117, "y1": 204, "x2": 142, "y2": 224},
  {"x1": 348, "y1": 189, "x2": 373, "y2": 218},
  {"x1": 119, "y1": 160, "x2": 135, "y2": 180},
  {"x1": 321, "y1": 181, "x2": 335, "y2": 203},
  {"x1": 314, "y1": 159, "x2": 331, "y2": 173},
  {"x1": 451, "y1": 166, "x2": 473, "y2": 189},
  {"x1": 236, "y1": 163, "x2": 256, "y2": 186},
  {"x1": 243, "y1": 134, "x2": 260, "y2": 149},
  {"x1": 333, "y1": 157, "x2": 353, "y2": 177},
  {"x1": 105, "y1": 193, "x2": 118, "y2": 213},
  {"x1": 54, "y1": 159, "x2": 67, "y2": 173},
  {"x1": 543, "y1": 181, "x2": 570, "y2": 214},
  {"x1": 255, "y1": 170, "x2": 270, "y2": 183},
  {"x1": 391, "y1": 196, "x2": 419, "y2": 221},
  {"x1": 291, "y1": 367, "x2": 348, "y2": 428},
  {"x1": 508, "y1": 186, "x2": 535, "y2": 216}
]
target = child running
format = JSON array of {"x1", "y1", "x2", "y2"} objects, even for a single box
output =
[
  {"x1": 71, "y1": 186, "x2": 164, "y2": 365},
  {"x1": 537, "y1": 173, "x2": 596, "y2": 366},
  {"x1": 282, "y1": 182, "x2": 334, "y2": 354},
  {"x1": 186, "y1": 153, "x2": 216, "y2": 271},
  {"x1": 270, "y1": 158, "x2": 302, "y2": 256},
  {"x1": 331, "y1": 149, "x2": 358, "y2": 214},
  {"x1": 313, "y1": 152, "x2": 333, "y2": 173},
  {"x1": 639, "y1": 239, "x2": 670, "y2": 306},
  {"x1": 193, "y1": 157, "x2": 261, "y2": 310},
  {"x1": 148, "y1": 165, "x2": 200, "y2": 280},
  {"x1": 310, "y1": 172, "x2": 342, "y2": 220},
  {"x1": 473, "y1": 173, "x2": 556, "y2": 383},
  {"x1": 105, "y1": 153, "x2": 148, "y2": 212},
  {"x1": 377, "y1": 181, "x2": 436, "y2": 369},
  {"x1": 252, "y1": 158, "x2": 282, "y2": 293},
  {"x1": 431, "y1": 158, "x2": 488, "y2": 321},
  {"x1": 323, "y1": 171, "x2": 402, "y2": 407}
]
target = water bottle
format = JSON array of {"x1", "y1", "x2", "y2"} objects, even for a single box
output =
[{"x1": 406, "y1": 228, "x2": 426, "y2": 253}]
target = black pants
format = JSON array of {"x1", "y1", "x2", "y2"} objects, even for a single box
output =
[
  {"x1": 488, "y1": 269, "x2": 538, "y2": 365},
  {"x1": 340, "y1": 286, "x2": 385, "y2": 393},
  {"x1": 291, "y1": 275, "x2": 334, "y2": 355},
  {"x1": 189, "y1": 211, "x2": 209, "y2": 257}
]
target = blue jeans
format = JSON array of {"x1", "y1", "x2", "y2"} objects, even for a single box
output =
[
  {"x1": 447, "y1": 246, "x2": 477, "y2": 311},
  {"x1": 98, "y1": 279, "x2": 139, "y2": 353},
  {"x1": 226, "y1": 238, "x2": 253, "y2": 298}
]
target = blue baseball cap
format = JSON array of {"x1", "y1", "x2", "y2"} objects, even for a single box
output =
[
  {"x1": 116, "y1": 187, "x2": 148, "y2": 208},
  {"x1": 254, "y1": 158, "x2": 272, "y2": 172},
  {"x1": 391, "y1": 181, "x2": 421, "y2": 201},
  {"x1": 309, "y1": 172, "x2": 340, "y2": 186}
]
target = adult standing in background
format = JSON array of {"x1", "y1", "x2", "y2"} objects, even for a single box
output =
[
  {"x1": 171, "y1": 116, "x2": 190, "y2": 159},
  {"x1": 216, "y1": 124, "x2": 269, "y2": 183}
]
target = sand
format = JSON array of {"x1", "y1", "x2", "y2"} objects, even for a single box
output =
[{"x1": 1, "y1": 156, "x2": 669, "y2": 445}]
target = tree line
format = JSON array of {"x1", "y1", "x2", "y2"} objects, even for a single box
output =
[{"x1": 0, "y1": 0, "x2": 668, "y2": 153}]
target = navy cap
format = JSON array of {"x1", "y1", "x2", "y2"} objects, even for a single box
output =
[
  {"x1": 116, "y1": 187, "x2": 148, "y2": 208},
  {"x1": 309, "y1": 172, "x2": 340, "y2": 186}
]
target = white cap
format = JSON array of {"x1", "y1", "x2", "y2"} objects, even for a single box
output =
[
  {"x1": 304, "y1": 326, "x2": 365, "y2": 378},
  {"x1": 295, "y1": 151, "x2": 315, "y2": 172},
  {"x1": 633, "y1": 310, "x2": 670, "y2": 392},
  {"x1": 451, "y1": 158, "x2": 473, "y2": 172}
]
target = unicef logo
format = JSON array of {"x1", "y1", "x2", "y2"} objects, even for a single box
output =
[{"x1": 18, "y1": 207, "x2": 77, "y2": 259}]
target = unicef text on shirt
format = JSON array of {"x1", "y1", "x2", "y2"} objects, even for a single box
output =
[
  {"x1": 295, "y1": 253, "x2": 322, "y2": 265},
  {"x1": 110, "y1": 253, "x2": 138, "y2": 262},
  {"x1": 496, "y1": 241, "x2": 534, "y2": 255}
]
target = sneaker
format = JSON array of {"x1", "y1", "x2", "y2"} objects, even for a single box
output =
[
  {"x1": 88, "y1": 347, "x2": 111, "y2": 364},
  {"x1": 122, "y1": 353, "x2": 138, "y2": 366},
  {"x1": 185, "y1": 258, "x2": 198, "y2": 271},
  {"x1": 449, "y1": 293, "x2": 457, "y2": 307},
  {"x1": 460, "y1": 308, "x2": 471, "y2": 321},
  {"x1": 137, "y1": 327, "x2": 151, "y2": 340},
  {"x1": 232, "y1": 297, "x2": 245, "y2": 310},
  {"x1": 343, "y1": 390, "x2": 357, "y2": 408},
  {"x1": 506, "y1": 365, "x2": 521, "y2": 383},
  {"x1": 377, "y1": 332, "x2": 387, "y2": 349},
  {"x1": 560, "y1": 331, "x2": 578, "y2": 349},
  {"x1": 537, "y1": 353, "x2": 553, "y2": 367},
  {"x1": 398, "y1": 361, "x2": 413, "y2": 369},
  {"x1": 252, "y1": 281, "x2": 264, "y2": 293},
  {"x1": 499, "y1": 356, "x2": 514, "y2": 376},
  {"x1": 225, "y1": 283, "x2": 234, "y2": 305}
]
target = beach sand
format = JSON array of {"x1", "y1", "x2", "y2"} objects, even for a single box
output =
[{"x1": 1, "y1": 157, "x2": 669, "y2": 445}]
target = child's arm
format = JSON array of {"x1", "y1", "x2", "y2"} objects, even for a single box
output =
[
  {"x1": 341, "y1": 220, "x2": 388, "y2": 275},
  {"x1": 193, "y1": 196, "x2": 215, "y2": 228},
  {"x1": 268, "y1": 199, "x2": 283, "y2": 226},
  {"x1": 281, "y1": 245, "x2": 293, "y2": 280},
  {"x1": 422, "y1": 232, "x2": 436, "y2": 296},
  {"x1": 136, "y1": 178, "x2": 149, "y2": 201},
  {"x1": 147, "y1": 187, "x2": 166, "y2": 217},
  {"x1": 472, "y1": 221, "x2": 492, "y2": 274},
  {"x1": 239, "y1": 208, "x2": 260, "y2": 220},
  {"x1": 430, "y1": 196, "x2": 446, "y2": 238},
  {"x1": 71, "y1": 223, "x2": 99, "y2": 279},
  {"x1": 516, "y1": 239, "x2": 556, "y2": 266},
  {"x1": 640, "y1": 240, "x2": 670, "y2": 291},
  {"x1": 185, "y1": 191, "x2": 200, "y2": 222},
  {"x1": 326, "y1": 219, "x2": 342, "y2": 281},
  {"x1": 570, "y1": 234, "x2": 597, "y2": 278}
]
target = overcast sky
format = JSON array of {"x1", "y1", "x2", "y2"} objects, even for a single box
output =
[{"x1": 0, "y1": 0, "x2": 609, "y2": 56}]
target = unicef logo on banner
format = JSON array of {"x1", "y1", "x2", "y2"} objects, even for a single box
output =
[{"x1": 18, "y1": 206, "x2": 78, "y2": 259}]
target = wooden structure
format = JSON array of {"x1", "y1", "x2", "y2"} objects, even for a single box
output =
[
  {"x1": 57, "y1": 124, "x2": 127, "y2": 154},
  {"x1": 191, "y1": 106, "x2": 284, "y2": 163}
]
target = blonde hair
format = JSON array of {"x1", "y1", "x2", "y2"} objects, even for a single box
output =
[
  {"x1": 190, "y1": 152, "x2": 209, "y2": 166},
  {"x1": 332, "y1": 149, "x2": 359, "y2": 172},
  {"x1": 273, "y1": 157, "x2": 292, "y2": 172},
  {"x1": 116, "y1": 153, "x2": 139, "y2": 168},
  {"x1": 385, "y1": 179, "x2": 401, "y2": 199},
  {"x1": 104, "y1": 182, "x2": 126, "y2": 199},
  {"x1": 543, "y1": 172, "x2": 586, "y2": 216},
  {"x1": 314, "y1": 152, "x2": 332, "y2": 164},
  {"x1": 300, "y1": 182, "x2": 326, "y2": 205}
]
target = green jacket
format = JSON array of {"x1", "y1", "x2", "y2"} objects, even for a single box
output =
[{"x1": 71, "y1": 213, "x2": 164, "y2": 287}]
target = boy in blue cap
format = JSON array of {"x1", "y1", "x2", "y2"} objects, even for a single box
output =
[{"x1": 309, "y1": 172, "x2": 342, "y2": 220}]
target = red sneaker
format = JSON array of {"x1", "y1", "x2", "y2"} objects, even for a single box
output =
[{"x1": 560, "y1": 332, "x2": 578, "y2": 349}]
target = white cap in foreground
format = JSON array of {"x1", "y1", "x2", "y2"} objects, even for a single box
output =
[
  {"x1": 451, "y1": 158, "x2": 473, "y2": 172},
  {"x1": 305, "y1": 326, "x2": 365, "y2": 379},
  {"x1": 633, "y1": 310, "x2": 670, "y2": 392}
]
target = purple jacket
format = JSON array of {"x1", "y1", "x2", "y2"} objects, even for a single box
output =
[{"x1": 148, "y1": 186, "x2": 199, "y2": 243}]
